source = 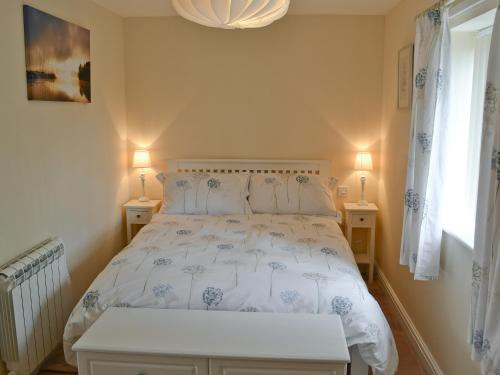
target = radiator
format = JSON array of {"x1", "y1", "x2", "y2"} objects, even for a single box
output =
[{"x1": 0, "y1": 238, "x2": 71, "y2": 375}]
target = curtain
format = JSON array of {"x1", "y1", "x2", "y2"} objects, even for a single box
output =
[
  {"x1": 400, "y1": 5, "x2": 451, "y2": 280},
  {"x1": 470, "y1": 7, "x2": 500, "y2": 374}
]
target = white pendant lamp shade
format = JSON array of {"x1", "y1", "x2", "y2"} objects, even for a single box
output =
[{"x1": 172, "y1": 0, "x2": 290, "y2": 29}]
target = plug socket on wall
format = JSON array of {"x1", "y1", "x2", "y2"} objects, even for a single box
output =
[{"x1": 337, "y1": 185, "x2": 349, "y2": 198}]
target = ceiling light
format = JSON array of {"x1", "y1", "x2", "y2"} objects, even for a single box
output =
[{"x1": 172, "y1": 0, "x2": 290, "y2": 29}]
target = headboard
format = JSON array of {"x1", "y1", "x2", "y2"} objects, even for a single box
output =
[{"x1": 167, "y1": 159, "x2": 331, "y2": 176}]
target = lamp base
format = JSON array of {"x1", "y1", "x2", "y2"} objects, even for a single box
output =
[
  {"x1": 138, "y1": 172, "x2": 149, "y2": 202},
  {"x1": 359, "y1": 175, "x2": 368, "y2": 207}
]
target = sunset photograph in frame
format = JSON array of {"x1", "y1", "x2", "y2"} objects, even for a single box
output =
[{"x1": 23, "y1": 5, "x2": 91, "y2": 103}]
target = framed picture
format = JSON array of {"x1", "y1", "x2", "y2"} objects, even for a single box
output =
[
  {"x1": 398, "y1": 44, "x2": 413, "y2": 109},
  {"x1": 23, "y1": 5, "x2": 91, "y2": 103}
]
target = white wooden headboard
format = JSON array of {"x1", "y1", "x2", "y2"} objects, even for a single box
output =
[{"x1": 167, "y1": 159, "x2": 331, "y2": 176}]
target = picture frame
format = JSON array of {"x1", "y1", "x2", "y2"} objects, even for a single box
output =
[
  {"x1": 23, "y1": 5, "x2": 91, "y2": 103},
  {"x1": 398, "y1": 44, "x2": 414, "y2": 109}
]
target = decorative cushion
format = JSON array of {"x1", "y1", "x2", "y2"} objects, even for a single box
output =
[
  {"x1": 156, "y1": 172, "x2": 251, "y2": 215},
  {"x1": 248, "y1": 174, "x2": 340, "y2": 218}
]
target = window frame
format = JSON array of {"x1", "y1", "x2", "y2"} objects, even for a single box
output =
[{"x1": 442, "y1": 3, "x2": 496, "y2": 250}]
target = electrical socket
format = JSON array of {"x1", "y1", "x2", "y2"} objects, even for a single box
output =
[{"x1": 337, "y1": 185, "x2": 349, "y2": 198}]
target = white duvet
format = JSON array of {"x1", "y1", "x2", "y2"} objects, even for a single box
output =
[{"x1": 64, "y1": 213, "x2": 398, "y2": 374}]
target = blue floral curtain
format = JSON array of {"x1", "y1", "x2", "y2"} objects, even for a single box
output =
[
  {"x1": 400, "y1": 5, "x2": 451, "y2": 280},
  {"x1": 470, "y1": 7, "x2": 500, "y2": 373}
]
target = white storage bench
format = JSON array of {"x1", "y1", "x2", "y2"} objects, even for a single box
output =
[{"x1": 73, "y1": 308, "x2": 350, "y2": 375}]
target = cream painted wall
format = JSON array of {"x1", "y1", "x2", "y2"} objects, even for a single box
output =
[
  {"x1": 124, "y1": 15, "x2": 385, "y2": 206},
  {"x1": 378, "y1": 0, "x2": 480, "y2": 374},
  {"x1": 0, "y1": 2, "x2": 128, "y2": 372}
]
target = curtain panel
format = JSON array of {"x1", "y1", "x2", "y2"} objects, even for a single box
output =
[
  {"x1": 400, "y1": 6, "x2": 451, "y2": 280},
  {"x1": 471, "y1": 7, "x2": 500, "y2": 374}
]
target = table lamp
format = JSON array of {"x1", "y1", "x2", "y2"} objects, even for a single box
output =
[
  {"x1": 133, "y1": 150, "x2": 151, "y2": 202},
  {"x1": 354, "y1": 151, "x2": 373, "y2": 206}
]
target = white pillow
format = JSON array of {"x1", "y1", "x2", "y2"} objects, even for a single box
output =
[
  {"x1": 249, "y1": 174, "x2": 340, "y2": 217},
  {"x1": 156, "y1": 172, "x2": 252, "y2": 215}
]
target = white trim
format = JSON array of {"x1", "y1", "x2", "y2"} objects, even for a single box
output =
[
  {"x1": 166, "y1": 159, "x2": 331, "y2": 176},
  {"x1": 449, "y1": 0, "x2": 498, "y2": 28},
  {"x1": 376, "y1": 265, "x2": 444, "y2": 375},
  {"x1": 442, "y1": 229, "x2": 474, "y2": 252},
  {"x1": 478, "y1": 25, "x2": 494, "y2": 36}
]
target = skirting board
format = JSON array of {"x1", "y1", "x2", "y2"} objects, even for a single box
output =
[{"x1": 375, "y1": 265, "x2": 443, "y2": 375}]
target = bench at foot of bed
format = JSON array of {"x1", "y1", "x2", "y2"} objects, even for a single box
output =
[{"x1": 73, "y1": 308, "x2": 356, "y2": 375}]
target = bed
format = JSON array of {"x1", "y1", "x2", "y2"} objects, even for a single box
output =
[{"x1": 63, "y1": 159, "x2": 398, "y2": 375}]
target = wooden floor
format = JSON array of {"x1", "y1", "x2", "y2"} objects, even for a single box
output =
[
  {"x1": 39, "y1": 280, "x2": 426, "y2": 375},
  {"x1": 368, "y1": 282, "x2": 426, "y2": 375}
]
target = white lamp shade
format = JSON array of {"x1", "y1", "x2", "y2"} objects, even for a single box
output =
[
  {"x1": 354, "y1": 152, "x2": 373, "y2": 171},
  {"x1": 133, "y1": 150, "x2": 151, "y2": 168},
  {"x1": 172, "y1": 0, "x2": 290, "y2": 29}
]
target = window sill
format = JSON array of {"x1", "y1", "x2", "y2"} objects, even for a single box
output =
[{"x1": 442, "y1": 228, "x2": 474, "y2": 251}]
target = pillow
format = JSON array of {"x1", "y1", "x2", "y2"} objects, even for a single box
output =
[
  {"x1": 156, "y1": 172, "x2": 252, "y2": 215},
  {"x1": 248, "y1": 174, "x2": 340, "y2": 218}
]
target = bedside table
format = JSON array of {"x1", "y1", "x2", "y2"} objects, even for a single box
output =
[
  {"x1": 344, "y1": 203, "x2": 378, "y2": 283},
  {"x1": 124, "y1": 200, "x2": 161, "y2": 243}
]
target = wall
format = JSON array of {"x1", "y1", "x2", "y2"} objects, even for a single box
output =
[
  {"x1": 0, "y1": 1, "x2": 128, "y2": 372},
  {"x1": 378, "y1": 0, "x2": 480, "y2": 374},
  {"x1": 124, "y1": 15, "x2": 385, "y2": 205}
]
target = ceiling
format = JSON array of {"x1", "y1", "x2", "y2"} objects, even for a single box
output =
[{"x1": 91, "y1": 0, "x2": 402, "y2": 18}]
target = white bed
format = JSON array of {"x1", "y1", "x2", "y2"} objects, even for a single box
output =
[{"x1": 63, "y1": 160, "x2": 398, "y2": 375}]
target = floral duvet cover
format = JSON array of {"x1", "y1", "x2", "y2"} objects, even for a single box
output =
[{"x1": 64, "y1": 213, "x2": 398, "y2": 374}]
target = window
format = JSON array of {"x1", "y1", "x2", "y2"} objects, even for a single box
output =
[{"x1": 443, "y1": 10, "x2": 495, "y2": 248}]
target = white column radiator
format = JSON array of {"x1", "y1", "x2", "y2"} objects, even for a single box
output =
[{"x1": 0, "y1": 238, "x2": 71, "y2": 375}]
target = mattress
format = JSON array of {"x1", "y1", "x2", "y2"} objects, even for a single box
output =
[{"x1": 63, "y1": 213, "x2": 398, "y2": 374}]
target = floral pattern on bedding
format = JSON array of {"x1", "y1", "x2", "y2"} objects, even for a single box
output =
[{"x1": 63, "y1": 214, "x2": 398, "y2": 374}]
